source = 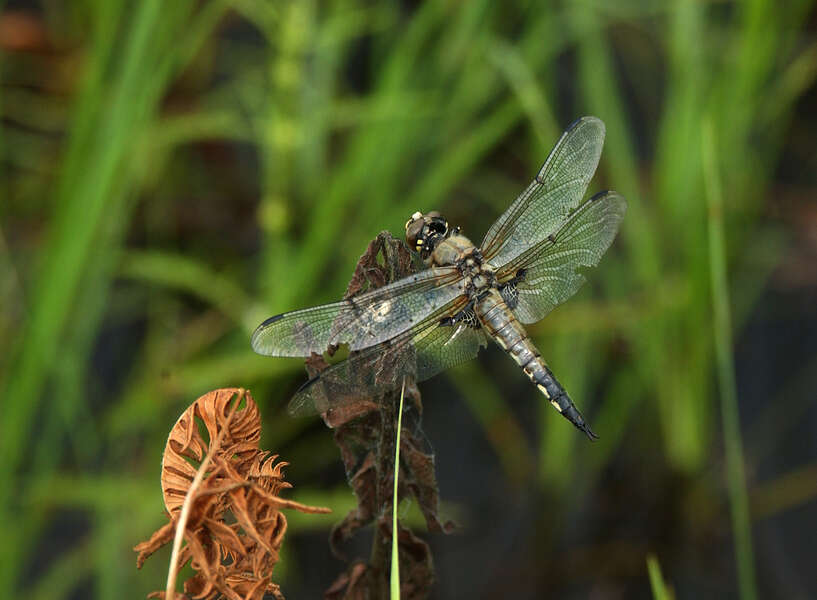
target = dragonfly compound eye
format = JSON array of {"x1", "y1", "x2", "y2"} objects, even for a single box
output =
[
  {"x1": 405, "y1": 218, "x2": 426, "y2": 252},
  {"x1": 428, "y1": 216, "x2": 448, "y2": 235}
]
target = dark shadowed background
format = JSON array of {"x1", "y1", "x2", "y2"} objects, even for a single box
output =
[{"x1": 1, "y1": 1, "x2": 816, "y2": 598}]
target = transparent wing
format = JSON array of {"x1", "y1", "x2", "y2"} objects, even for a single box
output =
[
  {"x1": 251, "y1": 266, "x2": 466, "y2": 357},
  {"x1": 496, "y1": 191, "x2": 626, "y2": 324},
  {"x1": 288, "y1": 298, "x2": 487, "y2": 416},
  {"x1": 414, "y1": 317, "x2": 488, "y2": 381},
  {"x1": 481, "y1": 117, "x2": 606, "y2": 269}
]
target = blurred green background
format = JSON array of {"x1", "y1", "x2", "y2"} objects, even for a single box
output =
[{"x1": 2, "y1": 0, "x2": 816, "y2": 598}]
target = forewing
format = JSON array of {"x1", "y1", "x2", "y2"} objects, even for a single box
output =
[
  {"x1": 481, "y1": 117, "x2": 606, "y2": 268},
  {"x1": 251, "y1": 266, "x2": 465, "y2": 357},
  {"x1": 497, "y1": 191, "x2": 626, "y2": 324},
  {"x1": 288, "y1": 298, "x2": 487, "y2": 417}
]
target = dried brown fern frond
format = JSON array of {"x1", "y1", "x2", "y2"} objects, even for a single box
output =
[{"x1": 134, "y1": 388, "x2": 330, "y2": 600}]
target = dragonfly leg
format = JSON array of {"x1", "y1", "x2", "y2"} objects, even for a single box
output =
[
  {"x1": 499, "y1": 268, "x2": 527, "y2": 310},
  {"x1": 440, "y1": 302, "x2": 480, "y2": 329}
]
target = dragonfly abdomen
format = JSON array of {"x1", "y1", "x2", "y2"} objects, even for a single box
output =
[{"x1": 476, "y1": 289, "x2": 598, "y2": 440}]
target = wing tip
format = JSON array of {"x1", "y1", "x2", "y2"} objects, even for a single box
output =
[
  {"x1": 286, "y1": 398, "x2": 309, "y2": 418},
  {"x1": 287, "y1": 376, "x2": 328, "y2": 417},
  {"x1": 286, "y1": 391, "x2": 310, "y2": 418},
  {"x1": 569, "y1": 115, "x2": 606, "y2": 134},
  {"x1": 250, "y1": 312, "x2": 286, "y2": 355},
  {"x1": 536, "y1": 117, "x2": 607, "y2": 183},
  {"x1": 589, "y1": 189, "x2": 626, "y2": 209}
]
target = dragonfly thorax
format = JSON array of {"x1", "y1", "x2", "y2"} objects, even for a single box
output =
[{"x1": 430, "y1": 234, "x2": 496, "y2": 295}]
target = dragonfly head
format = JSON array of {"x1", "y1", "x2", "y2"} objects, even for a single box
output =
[{"x1": 405, "y1": 210, "x2": 449, "y2": 258}]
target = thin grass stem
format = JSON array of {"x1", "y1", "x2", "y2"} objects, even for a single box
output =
[
  {"x1": 390, "y1": 379, "x2": 406, "y2": 599},
  {"x1": 646, "y1": 554, "x2": 673, "y2": 600},
  {"x1": 702, "y1": 118, "x2": 758, "y2": 600}
]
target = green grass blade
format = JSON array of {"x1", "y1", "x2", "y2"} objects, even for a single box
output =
[
  {"x1": 702, "y1": 118, "x2": 757, "y2": 600},
  {"x1": 118, "y1": 250, "x2": 255, "y2": 329},
  {"x1": 0, "y1": 2, "x2": 203, "y2": 593},
  {"x1": 390, "y1": 379, "x2": 406, "y2": 598},
  {"x1": 646, "y1": 554, "x2": 673, "y2": 600},
  {"x1": 24, "y1": 540, "x2": 94, "y2": 600}
]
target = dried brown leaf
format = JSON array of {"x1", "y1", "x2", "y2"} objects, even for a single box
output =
[
  {"x1": 161, "y1": 388, "x2": 261, "y2": 515},
  {"x1": 135, "y1": 388, "x2": 330, "y2": 600},
  {"x1": 134, "y1": 521, "x2": 176, "y2": 569},
  {"x1": 324, "y1": 561, "x2": 368, "y2": 600}
]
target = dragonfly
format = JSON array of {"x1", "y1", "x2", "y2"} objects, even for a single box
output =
[{"x1": 251, "y1": 116, "x2": 626, "y2": 439}]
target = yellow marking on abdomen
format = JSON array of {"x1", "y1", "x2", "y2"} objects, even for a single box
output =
[{"x1": 537, "y1": 384, "x2": 551, "y2": 399}]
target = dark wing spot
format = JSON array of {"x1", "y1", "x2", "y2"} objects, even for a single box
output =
[
  {"x1": 296, "y1": 375, "x2": 320, "y2": 393},
  {"x1": 259, "y1": 313, "x2": 285, "y2": 327}
]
